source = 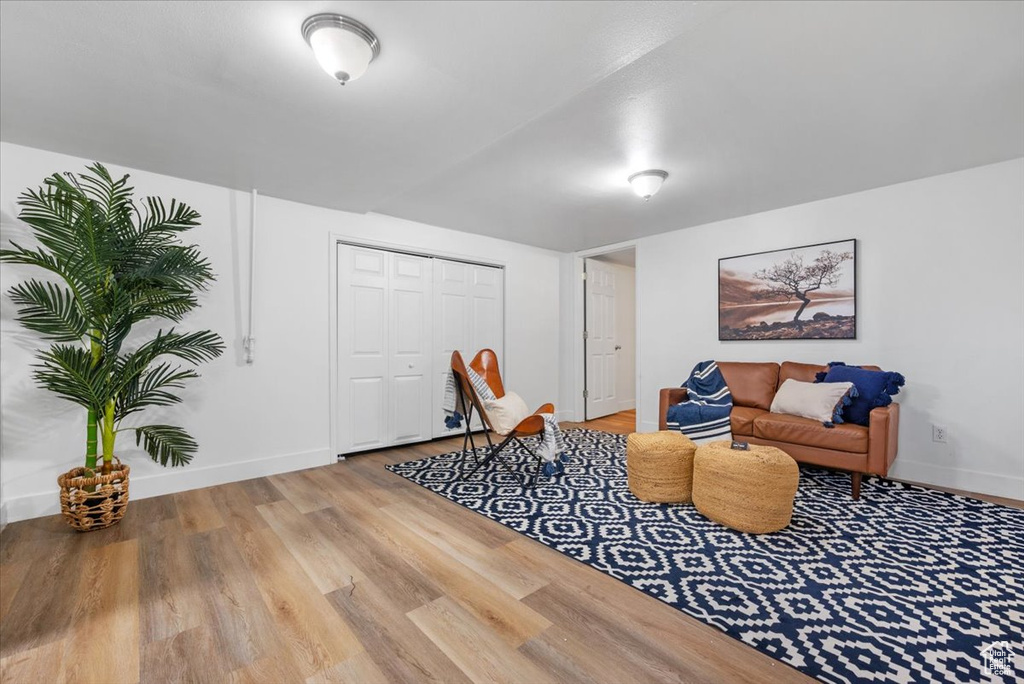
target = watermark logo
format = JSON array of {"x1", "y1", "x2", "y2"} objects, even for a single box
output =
[{"x1": 981, "y1": 642, "x2": 1016, "y2": 677}]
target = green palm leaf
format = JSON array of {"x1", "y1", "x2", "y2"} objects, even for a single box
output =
[
  {"x1": 115, "y1": 362, "x2": 199, "y2": 420},
  {"x1": 134, "y1": 425, "x2": 198, "y2": 467},
  {"x1": 117, "y1": 329, "x2": 225, "y2": 378},
  {"x1": 8, "y1": 279, "x2": 87, "y2": 342},
  {"x1": 32, "y1": 345, "x2": 107, "y2": 411}
]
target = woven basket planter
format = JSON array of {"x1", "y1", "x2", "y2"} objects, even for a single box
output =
[{"x1": 57, "y1": 459, "x2": 130, "y2": 532}]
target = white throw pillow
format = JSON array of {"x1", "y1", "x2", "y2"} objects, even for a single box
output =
[
  {"x1": 770, "y1": 379, "x2": 856, "y2": 425},
  {"x1": 484, "y1": 391, "x2": 531, "y2": 435}
]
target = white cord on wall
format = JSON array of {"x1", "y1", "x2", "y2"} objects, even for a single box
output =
[{"x1": 243, "y1": 188, "x2": 257, "y2": 364}]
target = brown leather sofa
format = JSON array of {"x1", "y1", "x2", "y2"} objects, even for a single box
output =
[{"x1": 659, "y1": 361, "x2": 899, "y2": 499}]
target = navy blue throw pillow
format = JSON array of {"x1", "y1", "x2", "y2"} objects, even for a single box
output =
[{"x1": 814, "y1": 362, "x2": 905, "y2": 426}]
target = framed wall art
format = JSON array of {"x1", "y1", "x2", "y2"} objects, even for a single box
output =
[{"x1": 719, "y1": 239, "x2": 856, "y2": 340}]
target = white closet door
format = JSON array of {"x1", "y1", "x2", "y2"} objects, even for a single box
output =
[
  {"x1": 337, "y1": 245, "x2": 389, "y2": 452},
  {"x1": 388, "y1": 252, "x2": 433, "y2": 445},
  {"x1": 469, "y1": 264, "x2": 504, "y2": 364},
  {"x1": 433, "y1": 259, "x2": 471, "y2": 437},
  {"x1": 432, "y1": 260, "x2": 504, "y2": 437},
  {"x1": 585, "y1": 258, "x2": 618, "y2": 419},
  {"x1": 337, "y1": 245, "x2": 434, "y2": 453}
]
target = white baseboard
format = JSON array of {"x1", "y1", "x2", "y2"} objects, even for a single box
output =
[
  {"x1": 617, "y1": 399, "x2": 636, "y2": 412},
  {"x1": 555, "y1": 410, "x2": 575, "y2": 422},
  {"x1": 888, "y1": 459, "x2": 1024, "y2": 501},
  {"x1": 2, "y1": 447, "x2": 331, "y2": 524}
]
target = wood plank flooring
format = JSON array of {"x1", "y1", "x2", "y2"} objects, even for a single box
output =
[{"x1": 0, "y1": 409, "x2": 1016, "y2": 683}]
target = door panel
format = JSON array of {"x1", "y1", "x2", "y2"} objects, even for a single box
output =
[
  {"x1": 432, "y1": 260, "x2": 504, "y2": 437},
  {"x1": 470, "y1": 265, "x2": 504, "y2": 361},
  {"x1": 391, "y1": 375, "x2": 427, "y2": 442},
  {"x1": 349, "y1": 378, "x2": 385, "y2": 449},
  {"x1": 585, "y1": 258, "x2": 618, "y2": 419},
  {"x1": 338, "y1": 245, "x2": 389, "y2": 452},
  {"x1": 432, "y1": 260, "x2": 469, "y2": 438},
  {"x1": 351, "y1": 287, "x2": 385, "y2": 354},
  {"x1": 389, "y1": 252, "x2": 433, "y2": 445}
]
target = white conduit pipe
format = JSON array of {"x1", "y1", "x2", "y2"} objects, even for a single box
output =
[{"x1": 243, "y1": 188, "x2": 258, "y2": 364}]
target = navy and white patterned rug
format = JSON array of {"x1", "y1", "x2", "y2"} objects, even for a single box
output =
[{"x1": 386, "y1": 429, "x2": 1024, "y2": 683}]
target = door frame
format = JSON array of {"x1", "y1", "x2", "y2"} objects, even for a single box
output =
[
  {"x1": 327, "y1": 232, "x2": 509, "y2": 462},
  {"x1": 571, "y1": 240, "x2": 641, "y2": 428}
]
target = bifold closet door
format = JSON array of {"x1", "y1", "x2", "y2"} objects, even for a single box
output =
[
  {"x1": 337, "y1": 244, "x2": 433, "y2": 454},
  {"x1": 387, "y1": 252, "x2": 433, "y2": 445},
  {"x1": 432, "y1": 259, "x2": 504, "y2": 438}
]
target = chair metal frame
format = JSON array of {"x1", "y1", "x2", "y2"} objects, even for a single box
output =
[{"x1": 451, "y1": 349, "x2": 554, "y2": 487}]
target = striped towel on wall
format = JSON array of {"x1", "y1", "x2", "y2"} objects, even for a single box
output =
[{"x1": 666, "y1": 360, "x2": 733, "y2": 443}]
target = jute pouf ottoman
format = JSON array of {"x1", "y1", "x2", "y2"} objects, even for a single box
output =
[
  {"x1": 692, "y1": 441, "x2": 799, "y2": 534},
  {"x1": 626, "y1": 431, "x2": 697, "y2": 503}
]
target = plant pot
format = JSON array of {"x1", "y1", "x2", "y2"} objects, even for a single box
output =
[{"x1": 57, "y1": 459, "x2": 130, "y2": 532}]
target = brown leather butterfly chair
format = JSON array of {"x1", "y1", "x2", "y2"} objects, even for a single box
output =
[{"x1": 451, "y1": 349, "x2": 555, "y2": 486}]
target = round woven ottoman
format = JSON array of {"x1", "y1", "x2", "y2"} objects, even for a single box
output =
[
  {"x1": 626, "y1": 431, "x2": 697, "y2": 503},
  {"x1": 692, "y1": 441, "x2": 799, "y2": 534}
]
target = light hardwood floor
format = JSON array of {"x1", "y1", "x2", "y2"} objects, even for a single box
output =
[{"x1": 1, "y1": 410, "x2": 1015, "y2": 683}]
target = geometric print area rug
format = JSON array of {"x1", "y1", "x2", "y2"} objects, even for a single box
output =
[{"x1": 386, "y1": 429, "x2": 1024, "y2": 684}]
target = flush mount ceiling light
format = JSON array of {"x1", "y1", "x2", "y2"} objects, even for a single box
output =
[
  {"x1": 301, "y1": 13, "x2": 380, "y2": 85},
  {"x1": 628, "y1": 169, "x2": 668, "y2": 201}
]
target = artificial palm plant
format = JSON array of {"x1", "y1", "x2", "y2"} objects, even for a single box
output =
[{"x1": 1, "y1": 163, "x2": 224, "y2": 480}]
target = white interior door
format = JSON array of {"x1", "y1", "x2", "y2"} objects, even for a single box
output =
[
  {"x1": 585, "y1": 258, "x2": 618, "y2": 419},
  {"x1": 388, "y1": 252, "x2": 433, "y2": 445},
  {"x1": 432, "y1": 260, "x2": 504, "y2": 437},
  {"x1": 337, "y1": 244, "x2": 389, "y2": 452}
]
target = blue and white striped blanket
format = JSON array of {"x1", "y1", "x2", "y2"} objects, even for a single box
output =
[{"x1": 665, "y1": 360, "x2": 733, "y2": 443}]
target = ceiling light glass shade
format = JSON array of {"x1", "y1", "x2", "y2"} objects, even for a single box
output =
[
  {"x1": 302, "y1": 14, "x2": 380, "y2": 85},
  {"x1": 628, "y1": 169, "x2": 668, "y2": 200}
]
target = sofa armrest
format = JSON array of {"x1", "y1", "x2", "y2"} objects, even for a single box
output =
[
  {"x1": 867, "y1": 402, "x2": 900, "y2": 477},
  {"x1": 658, "y1": 387, "x2": 689, "y2": 430}
]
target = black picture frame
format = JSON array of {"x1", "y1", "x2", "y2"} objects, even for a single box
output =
[{"x1": 718, "y1": 238, "x2": 857, "y2": 341}]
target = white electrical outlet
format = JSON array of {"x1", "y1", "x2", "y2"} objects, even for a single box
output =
[{"x1": 932, "y1": 425, "x2": 947, "y2": 443}]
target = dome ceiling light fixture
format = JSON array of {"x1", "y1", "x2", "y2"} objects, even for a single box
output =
[
  {"x1": 301, "y1": 13, "x2": 380, "y2": 85},
  {"x1": 628, "y1": 169, "x2": 669, "y2": 201}
]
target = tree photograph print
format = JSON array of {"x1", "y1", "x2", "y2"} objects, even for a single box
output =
[{"x1": 718, "y1": 239, "x2": 856, "y2": 340}]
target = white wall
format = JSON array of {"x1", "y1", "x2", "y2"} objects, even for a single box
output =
[
  {"x1": 2, "y1": 142, "x2": 1021, "y2": 518},
  {"x1": 0, "y1": 142, "x2": 562, "y2": 522},
  {"x1": 636, "y1": 158, "x2": 1024, "y2": 499}
]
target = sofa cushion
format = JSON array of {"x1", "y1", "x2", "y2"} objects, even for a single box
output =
[
  {"x1": 815, "y1": 362, "x2": 905, "y2": 427},
  {"x1": 730, "y1": 406, "x2": 766, "y2": 436},
  {"x1": 779, "y1": 361, "x2": 829, "y2": 386},
  {"x1": 753, "y1": 412, "x2": 868, "y2": 453},
  {"x1": 718, "y1": 362, "x2": 779, "y2": 411},
  {"x1": 779, "y1": 361, "x2": 880, "y2": 388},
  {"x1": 770, "y1": 378, "x2": 858, "y2": 425}
]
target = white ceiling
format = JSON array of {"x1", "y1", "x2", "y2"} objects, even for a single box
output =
[{"x1": 2, "y1": 1, "x2": 1021, "y2": 252}]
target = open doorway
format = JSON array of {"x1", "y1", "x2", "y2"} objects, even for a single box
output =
[{"x1": 583, "y1": 248, "x2": 636, "y2": 421}]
